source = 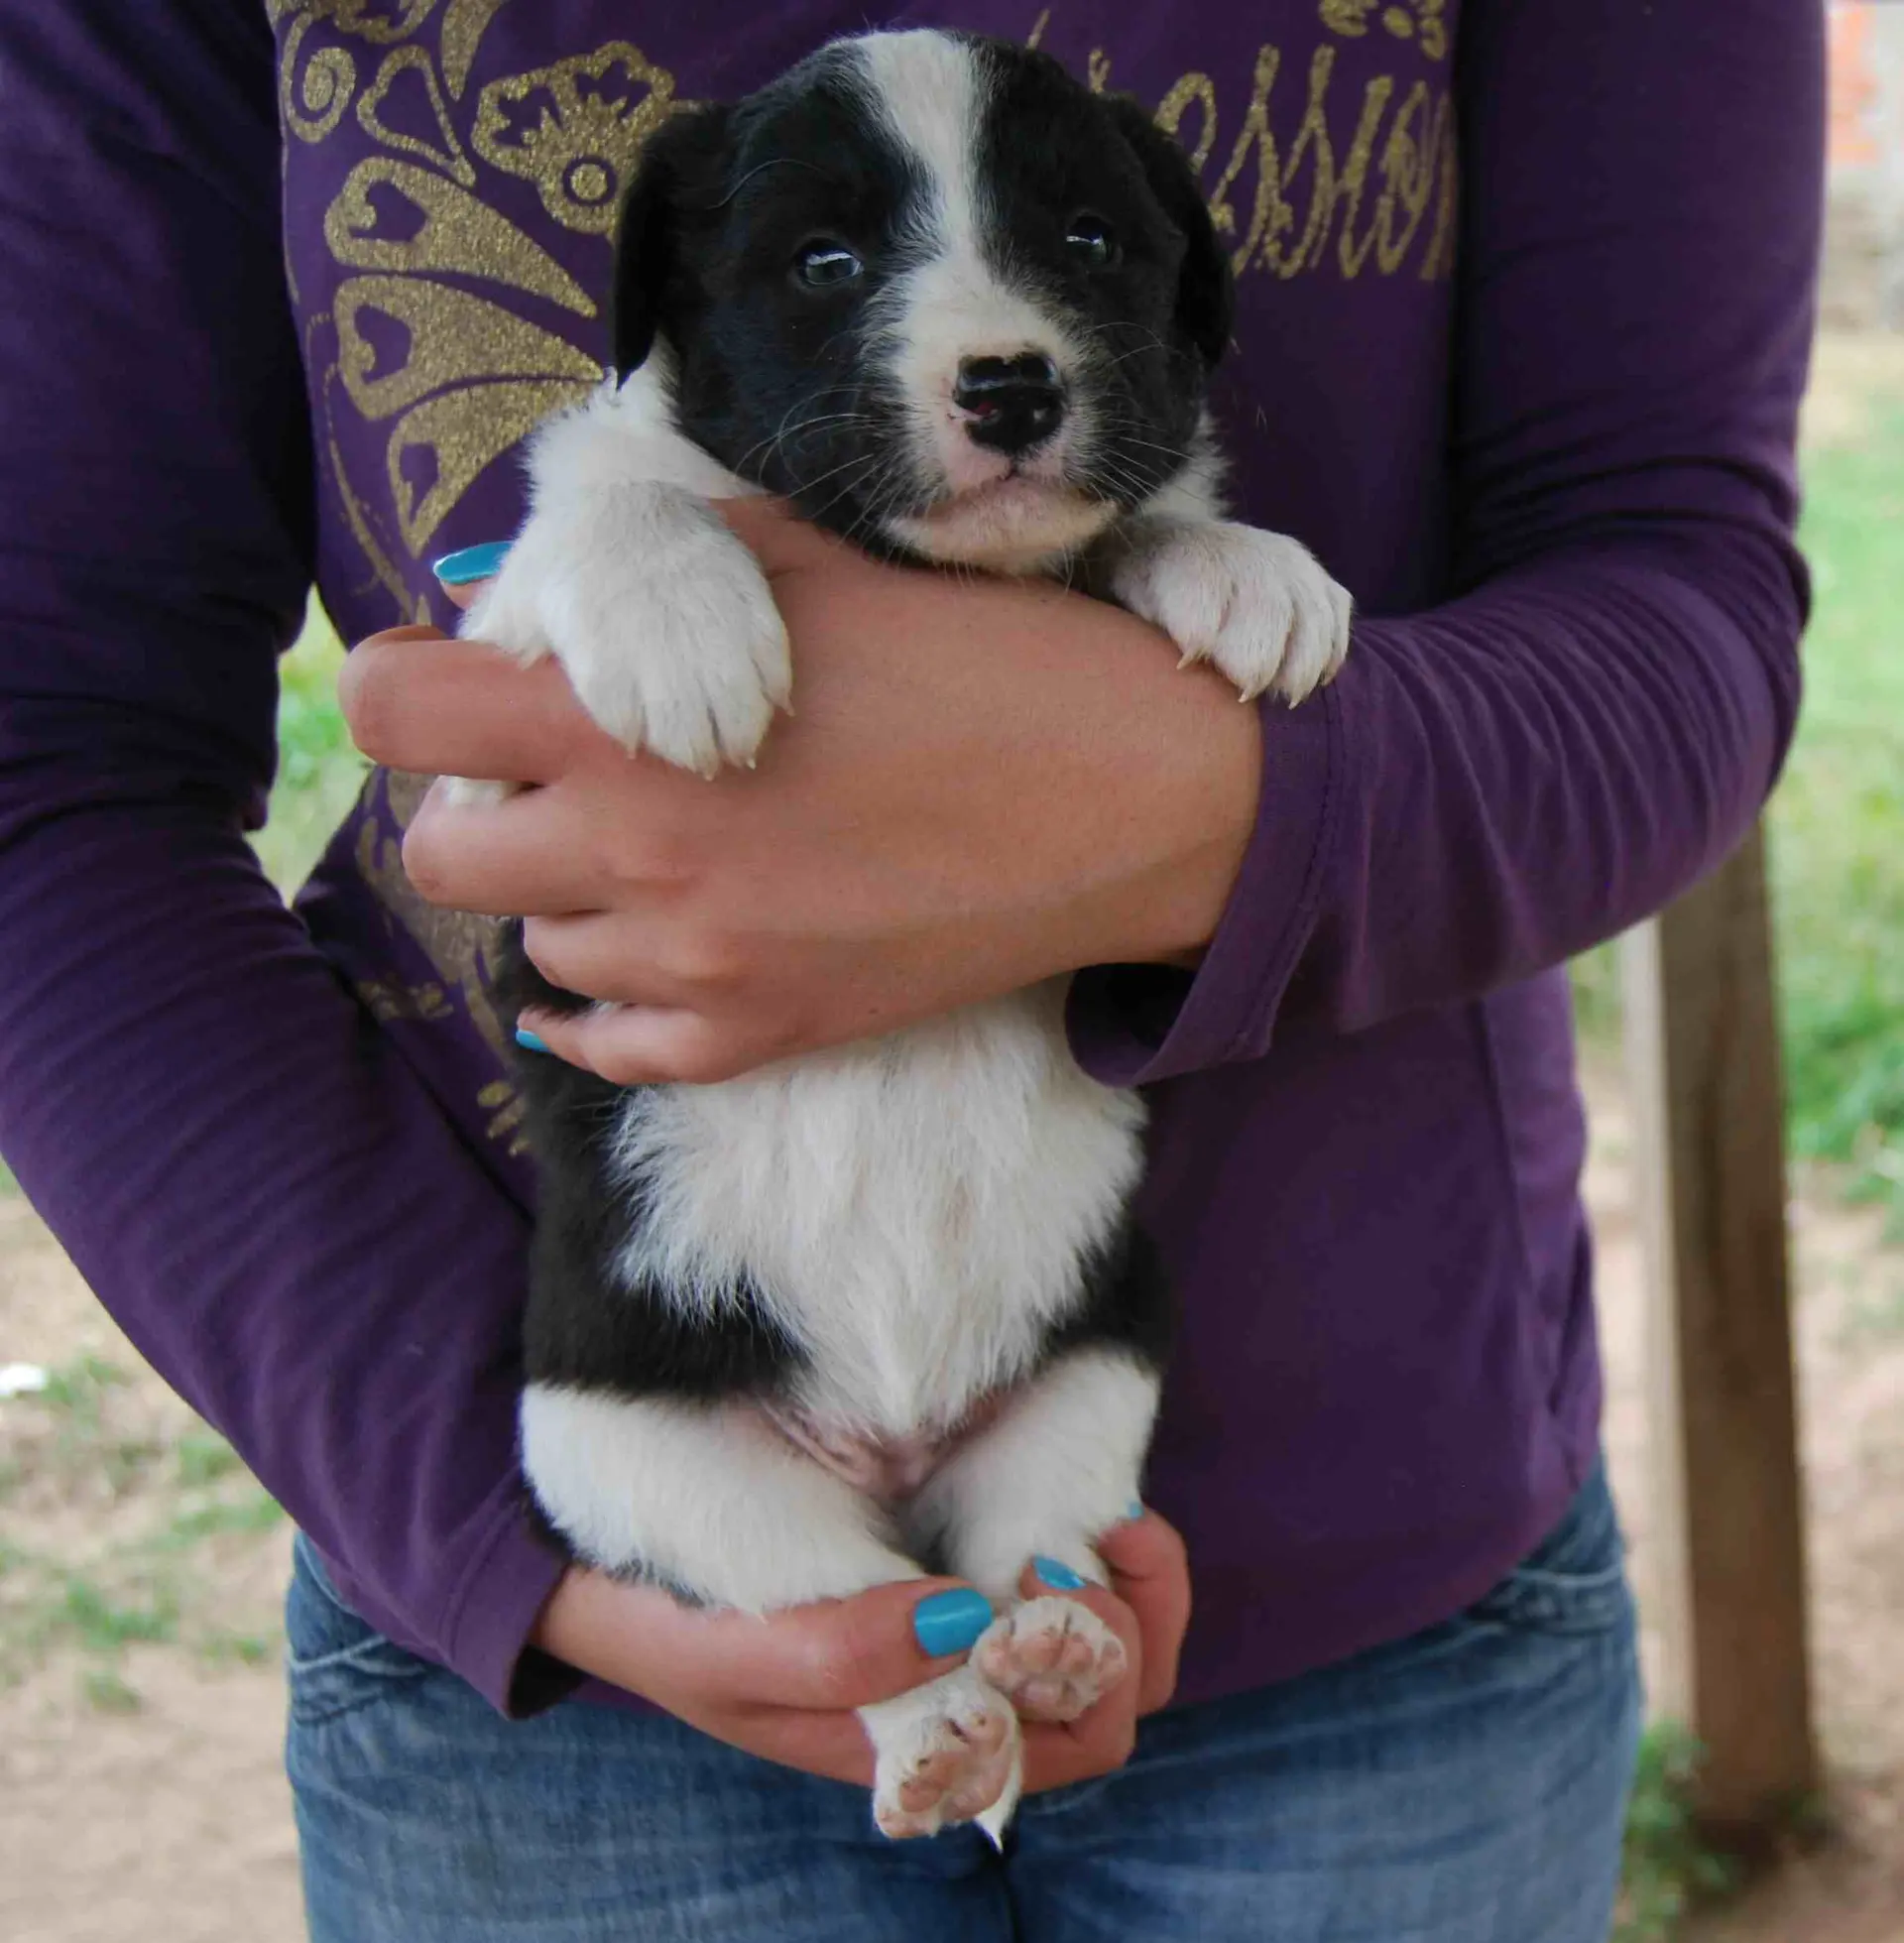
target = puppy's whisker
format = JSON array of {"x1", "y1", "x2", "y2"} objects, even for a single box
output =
[
  {"x1": 1104, "y1": 435, "x2": 1190, "y2": 465},
  {"x1": 1081, "y1": 457, "x2": 1152, "y2": 506},
  {"x1": 794, "y1": 446, "x2": 886, "y2": 500},
  {"x1": 735, "y1": 399, "x2": 876, "y2": 481}
]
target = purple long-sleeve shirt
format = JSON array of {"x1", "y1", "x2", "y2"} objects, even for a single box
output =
[{"x1": 0, "y1": 0, "x2": 1820, "y2": 1716}]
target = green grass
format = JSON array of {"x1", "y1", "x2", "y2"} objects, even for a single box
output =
[
  {"x1": 35, "y1": 1353, "x2": 129, "y2": 1431},
  {"x1": 1572, "y1": 407, "x2": 1904, "y2": 1230},
  {"x1": 1770, "y1": 410, "x2": 1904, "y2": 1216},
  {"x1": 173, "y1": 1426, "x2": 244, "y2": 1489},
  {"x1": 18, "y1": 1354, "x2": 166, "y2": 1496},
  {"x1": 1615, "y1": 1725, "x2": 1742, "y2": 1942},
  {"x1": 60, "y1": 1576, "x2": 178, "y2": 1653},
  {"x1": 0, "y1": 1402, "x2": 286, "y2": 1685},
  {"x1": 252, "y1": 601, "x2": 366, "y2": 893},
  {"x1": 162, "y1": 1493, "x2": 286, "y2": 1546},
  {"x1": 197, "y1": 1629, "x2": 274, "y2": 1669},
  {"x1": 80, "y1": 1665, "x2": 143, "y2": 1714}
]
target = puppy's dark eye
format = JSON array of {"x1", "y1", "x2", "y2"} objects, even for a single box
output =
[
  {"x1": 1064, "y1": 214, "x2": 1118, "y2": 270},
  {"x1": 794, "y1": 241, "x2": 864, "y2": 290}
]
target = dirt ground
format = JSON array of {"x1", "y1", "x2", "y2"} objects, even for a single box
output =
[{"x1": 1, "y1": 1066, "x2": 1901, "y2": 1942}]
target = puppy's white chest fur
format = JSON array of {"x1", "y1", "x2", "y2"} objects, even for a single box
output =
[{"x1": 611, "y1": 985, "x2": 1145, "y2": 1436}]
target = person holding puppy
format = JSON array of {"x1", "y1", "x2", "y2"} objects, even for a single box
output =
[{"x1": 0, "y1": 3, "x2": 1821, "y2": 1939}]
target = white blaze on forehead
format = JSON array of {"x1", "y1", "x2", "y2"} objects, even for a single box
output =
[
  {"x1": 854, "y1": 31, "x2": 1062, "y2": 365},
  {"x1": 856, "y1": 32, "x2": 989, "y2": 262},
  {"x1": 850, "y1": 30, "x2": 1107, "y2": 569}
]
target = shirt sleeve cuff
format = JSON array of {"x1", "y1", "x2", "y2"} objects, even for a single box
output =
[
  {"x1": 1066, "y1": 681, "x2": 1341, "y2": 1087},
  {"x1": 439, "y1": 1491, "x2": 581, "y2": 1720}
]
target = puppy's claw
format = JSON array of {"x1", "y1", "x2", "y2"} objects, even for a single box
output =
[{"x1": 1114, "y1": 521, "x2": 1352, "y2": 708}]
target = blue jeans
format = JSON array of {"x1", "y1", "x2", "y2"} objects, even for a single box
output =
[{"x1": 288, "y1": 1464, "x2": 1641, "y2": 1942}]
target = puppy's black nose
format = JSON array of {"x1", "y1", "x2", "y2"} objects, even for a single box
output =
[{"x1": 954, "y1": 353, "x2": 1066, "y2": 455}]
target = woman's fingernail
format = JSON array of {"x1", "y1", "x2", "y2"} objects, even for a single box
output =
[
  {"x1": 1125, "y1": 1501, "x2": 1145, "y2": 1522},
  {"x1": 1033, "y1": 1556, "x2": 1088, "y2": 1591},
  {"x1": 911, "y1": 1589, "x2": 993, "y2": 1657},
  {"x1": 433, "y1": 541, "x2": 512, "y2": 585},
  {"x1": 515, "y1": 1027, "x2": 550, "y2": 1054}
]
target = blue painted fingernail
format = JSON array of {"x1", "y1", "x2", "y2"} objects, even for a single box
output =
[
  {"x1": 1033, "y1": 1556, "x2": 1088, "y2": 1591},
  {"x1": 433, "y1": 541, "x2": 512, "y2": 584},
  {"x1": 911, "y1": 1589, "x2": 993, "y2": 1657},
  {"x1": 1125, "y1": 1501, "x2": 1145, "y2": 1522},
  {"x1": 515, "y1": 1028, "x2": 550, "y2": 1054}
]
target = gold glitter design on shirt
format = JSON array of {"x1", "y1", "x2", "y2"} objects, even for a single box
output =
[
  {"x1": 325, "y1": 159, "x2": 593, "y2": 312},
  {"x1": 280, "y1": 15, "x2": 357, "y2": 144},
  {"x1": 471, "y1": 44, "x2": 682, "y2": 236},
  {"x1": 356, "y1": 44, "x2": 476, "y2": 185},
  {"x1": 1373, "y1": 82, "x2": 1452, "y2": 277},
  {"x1": 275, "y1": 0, "x2": 452, "y2": 140},
  {"x1": 355, "y1": 779, "x2": 511, "y2": 1055},
  {"x1": 1155, "y1": 73, "x2": 1221, "y2": 173},
  {"x1": 277, "y1": 0, "x2": 441, "y2": 47},
  {"x1": 1161, "y1": 40, "x2": 1459, "y2": 282},
  {"x1": 479, "y1": 1078, "x2": 531, "y2": 1154},
  {"x1": 356, "y1": 975, "x2": 455, "y2": 1024},
  {"x1": 441, "y1": 0, "x2": 511, "y2": 97},
  {"x1": 1205, "y1": 44, "x2": 1288, "y2": 269},
  {"x1": 1318, "y1": 0, "x2": 1445, "y2": 61},
  {"x1": 335, "y1": 275, "x2": 599, "y2": 421},
  {"x1": 388, "y1": 376, "x2": 596, "y2": 553},
  {"x1": 326, "y1": 425, "x2": 416, "y2": 617}
]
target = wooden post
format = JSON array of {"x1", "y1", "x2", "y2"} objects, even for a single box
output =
[{"x1": 1620, "y1": 825, "x2": 1817, "y2": 1843}]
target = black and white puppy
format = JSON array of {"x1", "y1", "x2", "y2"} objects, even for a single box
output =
[{"x1": 461, "y1": 29, "x2": 1350, "y2": 1840}]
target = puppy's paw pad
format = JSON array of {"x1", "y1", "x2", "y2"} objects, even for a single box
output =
[
  {"x1": 974, "y1": 1595, "x2": 1127, "y2": 1725},
  {"x1": 1113, "y1": 523, "x2": 1351, "y2": 707},
  {"x1": 871, "y1": 1683, "x2": 1017, "y2": 1840}
]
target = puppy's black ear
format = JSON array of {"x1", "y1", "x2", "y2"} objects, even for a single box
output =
[
  {"x1": 1105, "y1": 95, "x2": 1235, "y2": 372},
  {"x1": 608, "y1": 104, "x2": 734, "y2": 378}
]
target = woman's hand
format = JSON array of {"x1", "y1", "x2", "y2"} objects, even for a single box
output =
[
  {"x1": 532, "y1": 1511, "x2": 1191, "y2": 1794},
  {"x1": 339, "y1": 501, "x2": 1260, "y2": 1086}
]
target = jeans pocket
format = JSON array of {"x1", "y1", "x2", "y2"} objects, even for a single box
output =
[
  {"x1": 286, "y1": 1532, "x2": 437, "y2": 1727},
  {"x1": 1463, "y1": 1459, "x2": 1634, "y2": 1638}
]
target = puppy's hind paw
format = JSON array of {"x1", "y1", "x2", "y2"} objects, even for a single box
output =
[
  {"x1": 862, "y1": 1666, "x2": 1020, "y2": 1841},
  {"x1": 974, "y1": 1595, "x2": 1127, "y2": 1725}
]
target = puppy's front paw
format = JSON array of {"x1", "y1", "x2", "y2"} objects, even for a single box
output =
[
  {"x1": 861, "y1": 1666, "x2": 1019, "y2": 1841},
  {"x1": 974, "y1": 1595, "x2": 1128, "y2": 1725},
  {"x1": 563, "y1": 523, "x2": 790, "y2": 778},
  {"x1": 1112, "y1": 520, "x2": 1352, "y2": 706},
  {"x1": 462, "y1": 490, "x2": 790, "y2": 779}
]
